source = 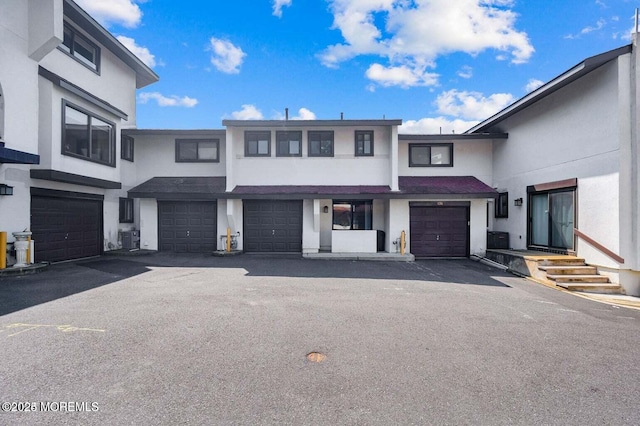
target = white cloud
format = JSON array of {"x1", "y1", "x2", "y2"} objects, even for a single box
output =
[
  {"x1": 273, "y1": 0, "x2": 292, "y2": 17},
  {"x1": 292, "y1": 107, "x2": 316, "y2": 120},
  {"x1": 74, "y1": 0, "x2": 142, "y2": 28},
  {"x1": 564, "y1": 18, "x2": 607, "y2": 39},
  {"x1": 457, "y1": 65, "x2": 473, "y2": 79},
  {"x1": 318, "y1": 0, "x2": 533, "y2": 87},
  {"x1": 400, "y1": 117, "x2": 479, "y2": 135},
  {"x1": 365, "y1": 63, "x2": 439, "y2": 88},
  {"x1": 229, "y1": 104, "x2": 264, "y2": 120},
  {"x1": 435, "y1": 89, "x2": 514, "y2": 121},
  {"x1": 208, "y1": 38, "x2": 246, "y2": 74},
  {"x1": 116, "y1": 36, "x2": 156, "y2": 68},
  {"x1": 138, "y1": 92, "x2": 198, "y2": 108},
  {"x1": 525, "y1": 78, "x2": 544, "y2": 93}
]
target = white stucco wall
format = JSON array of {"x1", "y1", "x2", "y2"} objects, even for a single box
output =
[
  {"x1": 132, "y1": 133, "x2": 227, "y2": 183},
  {"x1": 398, "y1": 139, "x2": 493, "y2": 185},
  {"x1": 0, "y1": 0, "x2": 60, "y2": 241},
  {"x1": 139, "y1": 198, "x2": 158, "y2": 250},
  {"x1": 227, "y1": 125, "x2": 393, "y2": 187},
  {"x1": 490, "y1": 60, "x2": 624, "y2": 270}
]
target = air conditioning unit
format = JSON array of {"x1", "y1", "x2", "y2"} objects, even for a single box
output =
[{"x1": 121, "y1": 230, "x2": 140, "y2": 249}]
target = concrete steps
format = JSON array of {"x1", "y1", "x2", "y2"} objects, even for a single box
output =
[{"x1": 538, "y1": 259, "x2": 623, "y2": 294}]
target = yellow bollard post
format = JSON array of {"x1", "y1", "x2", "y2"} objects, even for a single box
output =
[
  {"x1": 400, "y1": 230, "x2": 406, "y2": 255},
  {"x1": 226, "y1": 227, "x2": 231, "y2": 252},
  {"x1": 0, "y1": 232, "x2": 6, "y2": 269},
  {"x1": 26, "y1": 235, "x2": 31, "y2": 265}
]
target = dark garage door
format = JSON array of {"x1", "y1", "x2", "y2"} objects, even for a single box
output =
[
  {"x1": 31, "y1": 194, "x2": 103, "y2": 263},
  {"x1": 158, "y1": 201, "x2": 217, "y2": 252},
  {"x1": 244, "y1": 200, "x2": 302, "y2": 252},
  {"x1": 410, "y1": 206, "x2": 469, "y2": 258}
]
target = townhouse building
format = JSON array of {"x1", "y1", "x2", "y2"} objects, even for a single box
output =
[
  {"x1": 2, "y1": 1, "x2": 639, "y2": 296},
  {"x1": 1, "y1": 0, "x2": 157, "y2": 263}
]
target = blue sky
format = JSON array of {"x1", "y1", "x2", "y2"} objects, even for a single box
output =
[{"x1": 77, "y1": 0, "x2": 639, "y2": 133}]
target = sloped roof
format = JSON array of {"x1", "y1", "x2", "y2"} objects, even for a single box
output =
[
  {"x1": 466, "y1": 44, "x2": 632, "y2": 134},
  {"x1": 128, "y1": 176, "x2": 496, "y2": 200},
  {"x1": 128, "y1": 177, "x2": 227, "y2": 199}
]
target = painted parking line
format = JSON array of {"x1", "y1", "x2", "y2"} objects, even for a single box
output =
[{"x1": 2, "y1": 323, "x2": 105, "y2": 338}]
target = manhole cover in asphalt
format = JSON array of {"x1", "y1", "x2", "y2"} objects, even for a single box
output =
[{"x1": 306, "y1": 352, "x2": 327, "y2": 362}]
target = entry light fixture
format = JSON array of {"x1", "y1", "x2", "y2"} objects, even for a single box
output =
[
  {"x1": 0, "y1": 184, "x2": 13, "y2": 196},
  {"x1": 323, "y1": 206, "x2": 329, "y2": 213},
  {"x1": 514, "y1": 198, "x2": 523, "y2": 207}
]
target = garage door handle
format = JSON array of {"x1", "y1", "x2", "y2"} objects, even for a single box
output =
[
  {"x1": 436, "y1": 235, "x2": 440, "y2": 241},
  {"x1": 186, "y1": 230, "x2": 190, "y2": 237},
  {"x1": 65, "y1": 233, "x2": 68, "y2": 240},
  {"x1": 272, "y1": 230, "x2": 275, "y2": 236}
]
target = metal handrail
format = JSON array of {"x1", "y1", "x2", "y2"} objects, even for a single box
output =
[{"x1": 573, "y1": 228, "x2": 624, "y2": 264}]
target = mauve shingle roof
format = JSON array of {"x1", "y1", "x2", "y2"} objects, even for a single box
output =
[{"x1": 128, "y1": 176, "x2": 496, "y2": 199}]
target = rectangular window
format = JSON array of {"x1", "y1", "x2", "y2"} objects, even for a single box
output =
[
  {"x1": 60, "y1": 24, "x2": 100, "y2": 72},
  {"x1": 308, "y1": 131, "x2": 334, "y2": 157},
  {"x1": 276, "y1": 131, "x2": 302, "y2": 157},
  {"x1": 121, "y1": 134, "x2": 134, "y2": 162},
  {"x1": 409, "y1": 143, "x2": 453, "y2": 167},
  {"x1": 175, "y1": 139, "x2": 219, "y2": 162},
  {"x1": 62, "y1": 101, "x2": 115, "y2": 166},
  {"x1": 332, "y1": 200, "x2": 373, "y2": 230},
  {"x1": 245, "y1": 131, "x2": 271, "y2": 156},
  {"x1": 495, "y1": 192, "x2": 508, "y2": 218},
  {"x1": 355, "y1": 131, "x2": 374, "y2": 156},
  {"x1": 119, "y1": 197, "x2": 134, "y2": 223}
]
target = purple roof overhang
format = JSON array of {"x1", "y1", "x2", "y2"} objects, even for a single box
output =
[{"x1": 128, "y1": 176, "x2": 497, "y2": 200}]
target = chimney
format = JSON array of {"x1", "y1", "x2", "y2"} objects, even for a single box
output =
[{"x1": 285, "y1": 108, "x2": 289, "y2": 120}]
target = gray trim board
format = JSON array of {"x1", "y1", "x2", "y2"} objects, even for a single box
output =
[
  {"x1": 40, "y1": 67, "x2": 128, "y2": 120},
  {"x1": 123, "y1": 129, "x2": 226, "y2": 137},
  {"x1": 222, "y1": 119, "x2": 403, "y2": 127},
  {"x1": 466, "y1": 44, "x2": 632, "y2": 134},
  {"x1": 31, "y1": 169, "x2": 121, "y2": 189},
  {"x1": 399, "y1": 133, "x2": 508, "y2": 140}
]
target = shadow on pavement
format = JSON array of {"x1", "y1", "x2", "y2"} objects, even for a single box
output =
[{"x1": 0, "y1": 253, "x2": 511, "y2": 317}]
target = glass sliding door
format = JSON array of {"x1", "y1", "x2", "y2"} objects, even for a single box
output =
[
  {"x1": 530, "y1": 194, "x2": 549, "y2": 246},
  {"x1": 529, "y1": 189, "x2": 575, "y2": 250},
  {"x1": 550, "y1": 192, "x2": 574, "y2": 249}
]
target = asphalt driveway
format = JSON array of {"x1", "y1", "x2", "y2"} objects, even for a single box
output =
[{"x1": 1, "y1": 254, "x2": 639, "y2": 425}]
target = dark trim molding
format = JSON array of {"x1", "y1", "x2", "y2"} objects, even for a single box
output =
[
  {"x1": 0, "y1": 144, "x2": 40, "y2": 164},
  {"x1": 31, "y1": 187, "x2": 105, "y2": 201},
  {"x1": 527, "y1": 178, "x2": 577, "y2": 193},
  {"x1": 31, "y1": 169, "x2": 121, "y2": 189},
  {"x1": 39, "y1": 66, "x2": 128, "y2": 120}
]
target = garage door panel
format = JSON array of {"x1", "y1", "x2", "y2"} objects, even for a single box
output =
[
  {"x1": 410, "y1": 206, "x2": 469, "y2": 258},
  {"x1": 244, "y1": 200, "x2": 302, "y2": 252},
  {"x1": 158, "y1": 201, "x2": 217, "y2": 253},
  {"x1": 31, "y1": 195, "x2": 102, "y2": 262}
]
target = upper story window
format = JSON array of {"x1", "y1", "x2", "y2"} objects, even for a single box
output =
[
  {"x1": 308, "y1": 131, "x2": 334, "y2": 157},
  {"x1": 175, "y1": 139, "x2": 219, "y2": 162},
  {"x1": 355, "y1": 131, "x2": 374, "y2": 156},
  {"x1": 245, "y1": 131, "x2": 271, "y2": 157},
  {"x1": 333, "y1": 200, "x2": 373, "y2": 230},
  {"x1": 276, "y1": 131, "x2": 302, "y2": 157},
  {"x1": 62, "y1": 101, "x2": 115, "y2": 166},
  {"x1": 121, "y1": 134, "x2": 134, "y2": 162},
  {"x1": 60, "y1": 24, "x2": 100, "y2": 72},
  {"x1": 409, "y1": 143, "x2": 453, "y2": 167}
]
